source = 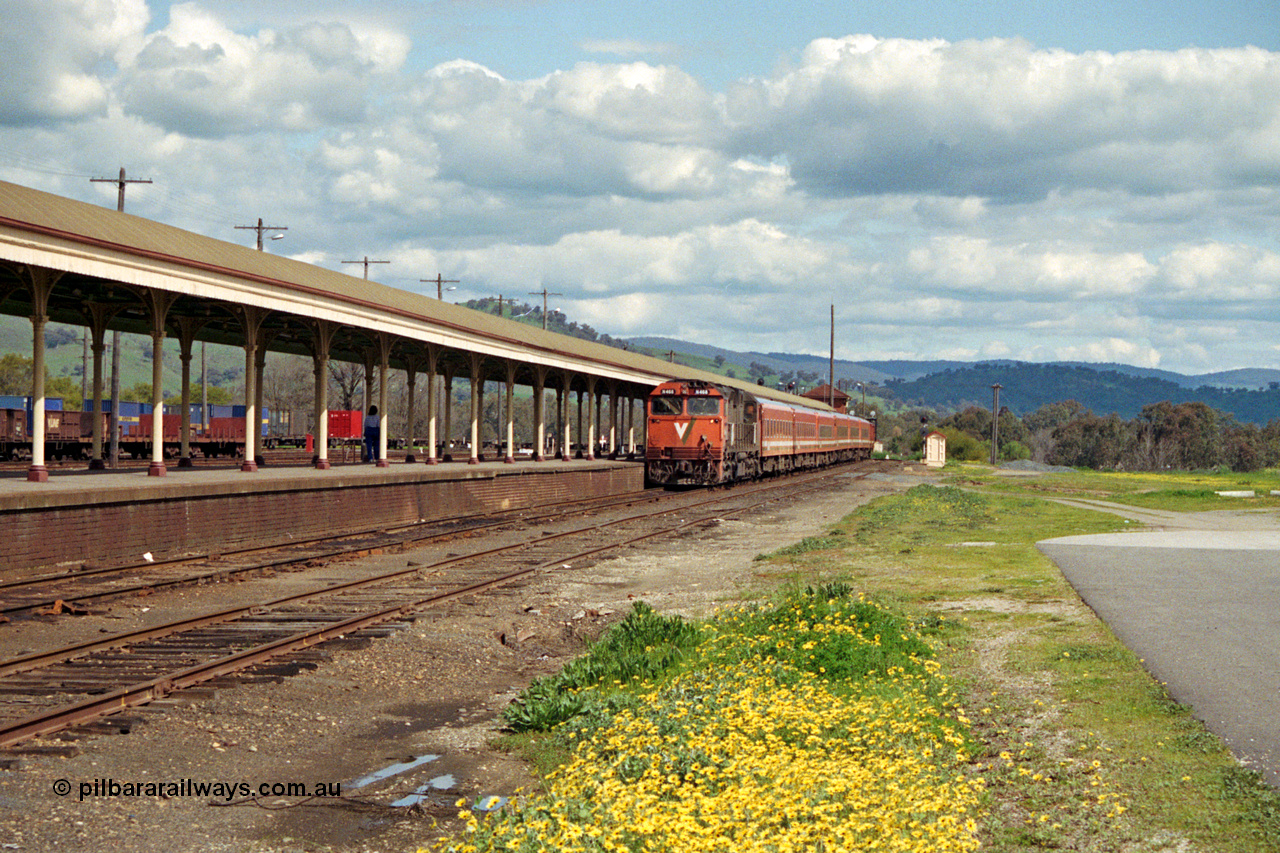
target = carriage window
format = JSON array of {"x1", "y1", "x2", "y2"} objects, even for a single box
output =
[
  {"x1": 687, "y1": 397, "x2": 720, "y2": 416},
  {"x1": 651, "y1": 397, "x2": 683, "y2": 416}
]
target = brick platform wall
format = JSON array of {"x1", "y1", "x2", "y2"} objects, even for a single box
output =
[{"x1": 2, "y1": 466, "x2": 644, "y2": 571}]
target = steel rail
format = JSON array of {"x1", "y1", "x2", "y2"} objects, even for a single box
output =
[
  {"x1": 0, "y1": 487, "x2": 668, "y2": 616},
  {"x1": 0, "y1": 463, "x2": 862, "y2": 746},
  {"x1": 0, "y1": 485, "x2": 659, "y2": 597}
]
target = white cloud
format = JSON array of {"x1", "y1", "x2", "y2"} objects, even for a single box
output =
[
  {"x1": 906, "y1": 235, "x2": 1155, "y2": 299},
  {"x1": 447, "y1": 218, "x2": 853, "y2": 298},
  {"x1": 726, "y1": 35, "x2": 1280, "y2": 199},
  {"x1": 580, "y1": 39, "x2": 678, "y2": 58},
  {"x1": 1052, "y1": 338, "x2": 1162, "y2": 368},
  {"x1": 116, "y1": 3, "x2": 403, "y2": 136},
  {"x1": 3, "y1": 13, "x2": 1280, "y2": 375},
  {"x1": 0, "y1": 0, "x2": 148, "y2": 125},
  {"x1": 1157, "y1": 243, "x2": 1280, "y2": 303}
]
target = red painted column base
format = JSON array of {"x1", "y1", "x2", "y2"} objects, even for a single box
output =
[
  {"x1": 241, "y1": 460, "x2": 259, "y2": 472},
  {"x1": 26, "y1": 465, "x2": 49, "y2": 483},
  {"x1": 376, "y1": 459, "x2": 390, "y2": 468},
  {"x1": 314, "y1": 459, "x2": 331, "y2": 470},
  {"x1": 148, "y1": 462, "x2": 167, "y2": 477}
]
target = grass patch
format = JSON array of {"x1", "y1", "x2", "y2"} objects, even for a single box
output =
[
  {"x1": 753, "y1": 529, "x2": 846, "y2": 560},
  {"x1": 820, "y1": 479, "x2": 1280, "y2": 852},
  {"x1": 435, "y1": 472, "x2": 1280, "y2": 853},
  {"x1": 439, "y1": 586, "x2": 984, "y2": 852},
  {"x1": 500, "y1": 601, "x2": 703, "y2": 732},
  {"x1": 947, "y1": 464, "x2": 1280, "y2": 512}
]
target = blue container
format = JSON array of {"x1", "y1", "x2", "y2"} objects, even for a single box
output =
[{"x1": 0, "y1": 396, "x2": 62, "y2": 411}]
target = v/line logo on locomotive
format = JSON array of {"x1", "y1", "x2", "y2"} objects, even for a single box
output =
[{"x1": 645, "y1": 379, "x2": 875, "y2": 487}]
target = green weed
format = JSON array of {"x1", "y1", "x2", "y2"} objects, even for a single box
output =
[{"x1": 500, "y1": 601, "x2": 703, "y2": 732}]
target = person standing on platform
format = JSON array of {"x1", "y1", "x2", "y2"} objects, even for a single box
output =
[{"x1": 363, "y1": 405, "x2": 380, "y2": 463}]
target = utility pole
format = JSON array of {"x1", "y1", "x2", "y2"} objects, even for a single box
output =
[
  {"x1": 342, "y1": 256, "x2": 390, "y2": 280},
  {"x1": 528, "y1": 288, "x2": 563, "y2": 330},
  {"x1": 235, "y1": 218, "x2": 288, "y2": 251},
  {"x1": 423, "y1": 273, "x2": 460, "y2": 300},
  {"x1": 990, "y1": 384, "x2": 1003, "y2": 465},
  {"x1": 829, "y1": 304, "x2": 835, "y2": 408},
  {"x1": 91, "y1": 167, "x2": 151, "y2": 213},
  {"x1": 90, "y1": 167, "x2": 151, "y2": 468}
]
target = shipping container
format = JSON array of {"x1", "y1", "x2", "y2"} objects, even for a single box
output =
[{"x1": 327, "y1": 410, "x2": 363, "y2": 440}]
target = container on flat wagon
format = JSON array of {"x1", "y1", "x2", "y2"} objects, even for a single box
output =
[
  {"x1": 207, "y1": 417, "x2": 246, "y2": 441},
  {"x1": 134, "y1": 414, "x2": 184, "y2": 440},
  {"x1": 229, "y1": 405, "x2": 270, "y2": 437},
  {"x1": 0, "y1": 396, "x2": 63, "y2": 412},
  {"x1": 327, "y1": 409, "x2": 362, "y2": 440}
]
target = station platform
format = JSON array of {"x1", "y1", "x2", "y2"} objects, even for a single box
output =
[{"x1": 0, "y1": 456, "x2": 645, "y2": 573}]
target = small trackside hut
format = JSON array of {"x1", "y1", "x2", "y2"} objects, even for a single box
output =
[{"x1": 645, "y1": 378, "x2": 875, "y2": 486}]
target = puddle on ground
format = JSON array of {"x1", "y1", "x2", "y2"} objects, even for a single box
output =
[
  {"x1": 390, "y1": 773, "x2": 457, "y2": 807},
  {"x1": 348, "y1": 754, "x2": 440, "y2": 790},
  {"x1": 348, "y1": 755, "x2": 507, "y2": 811}
]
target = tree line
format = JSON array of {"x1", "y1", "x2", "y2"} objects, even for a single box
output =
[
  {"x1": 875, "y1": 398, "x2": 1280, "y2": 472},
  {"x1": 882, "y1": 362, "x2": 1280, "y2": 425}
]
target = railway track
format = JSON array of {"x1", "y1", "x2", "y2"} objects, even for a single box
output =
[
  {"x1": 0, "y1": 485, "x2": 669, "y2": 615},
  {"x1": 0, "y1": 463, "x2": 867, "y2": 749}
]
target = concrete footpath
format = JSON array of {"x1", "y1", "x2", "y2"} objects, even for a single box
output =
[{"x1": 1037, "y1": 498, "x2": 1280, "y2": 787}]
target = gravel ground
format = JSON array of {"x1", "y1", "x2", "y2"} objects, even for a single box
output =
[{"x1": 0, "y1": 463, "x2": 926, "y2": 853}]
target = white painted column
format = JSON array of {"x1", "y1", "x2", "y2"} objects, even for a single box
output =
[
  {"x1": 504, "y1": 367, "x2": 516, "y2": 464},
  {"x1": 148, "y1": 327, "x2": 166, "y2": 477},
  {"x1": 28, "y1": 312, "x2": 48, "y2": 482},
  {"x1": 377, "y1": 355, "x2": 389, "y2": 467}
]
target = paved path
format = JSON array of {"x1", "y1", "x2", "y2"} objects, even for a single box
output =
[{"x1": 1038, "y1": 498, "x2": 1280, "y2": 786}]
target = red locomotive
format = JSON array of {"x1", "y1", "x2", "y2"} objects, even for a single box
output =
[{"x1": 645, "y1": 379, "x2": 875, "y2": 486}]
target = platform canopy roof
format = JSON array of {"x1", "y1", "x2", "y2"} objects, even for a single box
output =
[{"x1": 0, "y1": 180, "x2": 829, "y2": 408}]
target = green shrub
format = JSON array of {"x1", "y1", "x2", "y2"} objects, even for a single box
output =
[{"x1": 501, "y1": 601, "x2": 703, "y2": 732}]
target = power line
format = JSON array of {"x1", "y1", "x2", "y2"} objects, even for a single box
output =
[
  {"x1": 235, "y1": 218, "x2": 289, "y2": 251},
  {"x1": 0, "y1": 147, "x2": 92, "y2": 180},
  {"x1": 89, "y1": 167, "x2": 152, "y2": 470},
  {"x1": 528, "y1": 287, "x2": 563, "y2": 330},
  {"x1": 421, "y1": 273, "x2": 459, "y2": 299},
  {"x1": 342, "y1": 256, "x2": 390, "y2": 280},
  {"x1": 90, "y1": 167, "x2": 152, "y2": 213}
]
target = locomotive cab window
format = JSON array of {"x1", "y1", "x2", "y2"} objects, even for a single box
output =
[
  {"x1": 651, "y1": 397, "x2": 683, "y2": 416},
  {"x1": 687, "y1": 397, "x2": 720, "y2": 416}
]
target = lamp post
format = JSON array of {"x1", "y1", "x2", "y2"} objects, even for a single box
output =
[{"x1": 422, "y1": 274, "x2": 459, "y2": 299}]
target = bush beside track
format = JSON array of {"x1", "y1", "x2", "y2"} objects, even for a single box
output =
[
  {"x1": 429, "y1": 589, "x2": 984, "y2": 852},
  {"x1": 424, "y1": 476, "x2": 1280, "y2": 852}
]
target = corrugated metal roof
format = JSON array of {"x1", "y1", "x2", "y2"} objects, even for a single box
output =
[{"x1": 0, "y1": 180, "x2": 829, "y2": 410}]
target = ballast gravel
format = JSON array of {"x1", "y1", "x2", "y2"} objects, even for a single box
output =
[{"x1": 0, "y1": 465, "x2": 920, "y2": 853}]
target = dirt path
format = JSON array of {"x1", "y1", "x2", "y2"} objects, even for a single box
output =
[{"x1": 0, "y1": 463, "x2": 925, "y2": 853}]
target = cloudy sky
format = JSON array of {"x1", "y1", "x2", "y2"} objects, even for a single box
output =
[{"x1": 1, "y1": 1, "x2": 1278, "y2": 374}]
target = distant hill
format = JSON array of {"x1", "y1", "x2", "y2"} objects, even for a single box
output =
[
  {"x1": 625, "y1": 338, "x2": 1280, "y2": 424},
  {"x1": 626, "y1": 337, "x2": 897, "y2": 383},
  {"x1": 7, "y1": 311, "x2": 1280, "y2": 425},
  {"x1": 885, "y1": 362, "x2": 1280, "y2": 424}
]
